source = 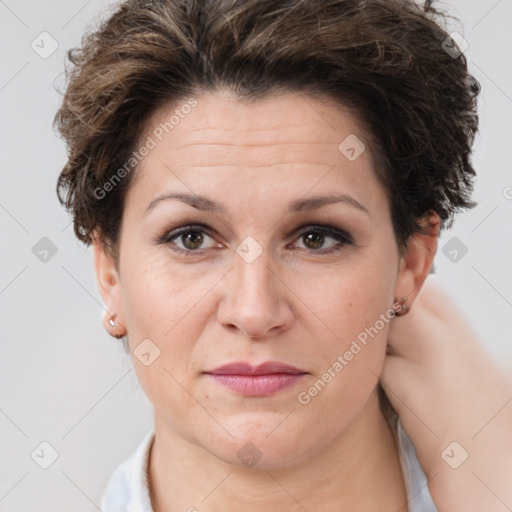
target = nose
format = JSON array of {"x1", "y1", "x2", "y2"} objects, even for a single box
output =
[{"x1": 217, "y1": 247, "x2": 294, "y2": 340}]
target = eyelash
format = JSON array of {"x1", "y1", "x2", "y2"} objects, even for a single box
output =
[{"x1": 155, "y1": 223, "x2": 353, "y2": 256}]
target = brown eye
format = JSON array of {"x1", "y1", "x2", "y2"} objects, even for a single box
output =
[
  {"x1": 159, "y1": 225, "x2": 219, "y2": 253},
  {"x1": 293, "y1": 224, "x2": 353, "y2": 253},
  {"x1": 302, "y1": 231, "x2": 326, "y2": 250},
  {"x1": 180, "y1": 230, "x2": 205, "y2": 250}
]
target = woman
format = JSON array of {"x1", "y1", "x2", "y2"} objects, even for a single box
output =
[{"x1": 54, "y1": 0, "x2": 511, "y2": 510}]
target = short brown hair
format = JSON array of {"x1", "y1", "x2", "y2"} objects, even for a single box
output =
[{"x1": 55, "y1": 0, "x2": 480, "y2": 265}]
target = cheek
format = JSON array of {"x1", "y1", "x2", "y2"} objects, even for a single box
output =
[
  {"x1": 121, "y1": 251, "x2": 192, "y2": 338},
  {"x1": 314, "y1": 267, "x2": 392, "y2": 345},
  {"x1": 120, "y1": 253, "x2": 213, "y2": 376},
  {"x1": 304, "y1": 269, "x2": 393, "y2": 403},
  {"x1": 119, "y1": 271, "x2": 190, "y2": 403},
  {"x1": 296, "y1": 318, "x2": 389, "y2": 438}
]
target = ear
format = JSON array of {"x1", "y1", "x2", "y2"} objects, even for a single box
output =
[
  {"x1": 91, "y1": 231, "x2": 127, "y2": 337},
  {"x1": 394, "y1": 211, "x2": 441, "y2": 311}
]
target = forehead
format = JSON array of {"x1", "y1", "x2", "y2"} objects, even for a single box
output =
[
  {"x1": 126, "y1": 89, "x2": 386, "y2": 217},
  {"x1": 142, "y1": 89, "x2": 368, "y2": 161}
]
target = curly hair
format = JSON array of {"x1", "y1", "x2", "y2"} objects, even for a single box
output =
[{"x1": 54, "y1": 0, "x2": 480, "y2": 266}]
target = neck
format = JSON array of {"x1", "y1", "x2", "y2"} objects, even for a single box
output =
[{"x1": 148, "y1": 389, "x2": 407, "y2": 512}]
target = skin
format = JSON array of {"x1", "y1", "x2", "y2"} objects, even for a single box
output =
[
  {"x1": 383, "y1": 275, "x2": 512, "y2": 512},
  {"x1": 93, "y1": 89, "x2": 439, "y2": 511}
]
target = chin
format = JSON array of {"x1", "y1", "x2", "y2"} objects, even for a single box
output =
[{"x1": 201, "y1": 418, "x2": 323, "y2": 471}]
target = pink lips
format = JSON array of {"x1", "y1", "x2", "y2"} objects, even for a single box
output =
[{"x1": 204, "y1": 361, "x2": 307, "y2": 396}]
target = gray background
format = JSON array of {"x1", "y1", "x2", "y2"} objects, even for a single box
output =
[{"x1": 1, "y1": 0, "x2": 511, "y2": 510}]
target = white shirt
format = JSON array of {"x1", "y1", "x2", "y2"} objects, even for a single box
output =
[{"x1": 100, "y1": 408, "x2": 438, "y2": 512}]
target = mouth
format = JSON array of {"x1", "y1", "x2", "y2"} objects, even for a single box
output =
[{"x1": 203, "y1": 361, "x2": 308, "y2": 396}]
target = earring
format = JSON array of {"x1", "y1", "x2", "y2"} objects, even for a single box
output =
[
  {"x1": 107, "y1": 313, "x2": 126, "y2": 339},
  {"x1": 393, "y1": 296, "x2": 409, "y2": 316}
]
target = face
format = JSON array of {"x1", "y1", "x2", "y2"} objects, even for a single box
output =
[{"x1": 94, "y1": 89, "x2": 436, "y2": 469}]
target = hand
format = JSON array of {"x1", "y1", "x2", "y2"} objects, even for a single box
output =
[{"x1": 381, "y1": 274, "x2": 512, "y2": 512}]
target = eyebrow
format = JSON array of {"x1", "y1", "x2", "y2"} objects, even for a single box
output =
[{"x1": 145, "y1": 192, "x2": 370, "y2": 216}]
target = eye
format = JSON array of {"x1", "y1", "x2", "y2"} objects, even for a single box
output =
[
  {"x1": 291, "y1": 224, "x2": 353, "y2": 253},
  {"x1": 159, "y1": 224, "x2": 219, "y2": 253},
  {"x1": 156, "y1": 223, "x2": 353, "y2": 255}
]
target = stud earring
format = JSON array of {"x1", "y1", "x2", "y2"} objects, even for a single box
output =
[
  {"x1": 106, "y1": 313, "x2": 127, "y2": 340},
  {"x1": 393, "y1": 296, "x2": 409, "y2": 316}
]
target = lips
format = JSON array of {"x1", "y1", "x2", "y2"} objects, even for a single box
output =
[
  {"x1": 205, "y1": 361, "x2": 306, "y2": 376},
  {"x1": 204, "y1": 361, "x2": 308, "y2": 396}
]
